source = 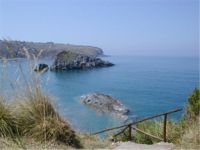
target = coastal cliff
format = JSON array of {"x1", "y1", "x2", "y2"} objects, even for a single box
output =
[{"x1": 0, "y1": 40, "x2": 103, "y2": 58}]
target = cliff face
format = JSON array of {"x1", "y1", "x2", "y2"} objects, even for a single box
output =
[
  {"x1": 50, "y1": 51, "x2": 114, "y2": 70},
  {"x1": 0, "y1": 40, "x2": 103, "y2": 58}
]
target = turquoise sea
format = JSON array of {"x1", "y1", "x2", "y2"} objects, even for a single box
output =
[{"x1": 0, "y1": 56, "x2": 199, "y2": 133}]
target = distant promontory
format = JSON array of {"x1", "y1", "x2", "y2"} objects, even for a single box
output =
[{"x1": 0, "y1": 40, "x2": 103, "y2": 58}]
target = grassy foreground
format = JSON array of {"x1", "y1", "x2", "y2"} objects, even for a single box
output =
[
  {"x1": 0, "y1": 88, "x2": 81, "y2": 148},
  {"x1": 0, "y1": 87, "x2": 112, "y2": 149}
]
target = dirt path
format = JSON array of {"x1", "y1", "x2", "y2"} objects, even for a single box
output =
[{"x1": 113, "y1": 142, "x2": 173, "y2": 150}]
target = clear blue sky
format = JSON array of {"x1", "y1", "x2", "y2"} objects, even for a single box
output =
[{"x1": 0, "y1": 0, "x2": 199, "y2": 56}]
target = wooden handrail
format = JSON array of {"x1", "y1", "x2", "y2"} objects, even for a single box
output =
[
  {"x1": 92, "y1": 108, "x2": 182, "y2": 135},
  {"x1": 130, "y1": 108, "x2": 182, "y2": 126},
  {"x1": 92, "y1": 123, "x2": 131, "y2": 135}
]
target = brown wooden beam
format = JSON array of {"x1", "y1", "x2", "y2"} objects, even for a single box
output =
[
  {"x1": 132, "y1": 127, "x2": 163, "y2": 141},
  {"x1": 93, "y1": 123, "x2": 131, "y2": 135},
  {"x1": 130, "y1": 108, "x2": 182, "y2": 126}
]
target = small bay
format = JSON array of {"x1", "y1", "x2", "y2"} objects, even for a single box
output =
[{"x1": 0, "y1": 55, "x2": 199, "y2": 133}]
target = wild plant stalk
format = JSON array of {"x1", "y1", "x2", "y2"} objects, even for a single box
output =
[{"x1": 14, "y1": 87, "x2": 81, "y2": 147}]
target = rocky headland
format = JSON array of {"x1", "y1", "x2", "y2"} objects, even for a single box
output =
[
  {"x1": 0, "y1": 40, "x2": 103, "y2": 58},
  {"x1": 50, "y1": 51, "x2": 114, "y2": 70},
  {"x1": 80, "y1": 92, "x2": 129, "y2": 115}
]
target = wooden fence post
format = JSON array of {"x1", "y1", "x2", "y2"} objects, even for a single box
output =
[
  {"x1": 128, "y1": 124, "x2": 132, "y2": 141},
  {"x1": 163, "y1": 114, "x2": 167, "y2": 142}
]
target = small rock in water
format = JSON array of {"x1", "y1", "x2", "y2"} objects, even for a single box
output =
[
  {"x1": 34, "y1": 63, "x2": 49, "y2": 72},
  {"x1": 80, "y1": 92, "x2": 129, "y2": 115}
]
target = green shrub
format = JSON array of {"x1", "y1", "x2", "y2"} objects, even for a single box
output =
[
  {"x1": 186, "y1": 88, "x2": 200, "y2": 119},
  {"x1": 0, "y1": 97, "x2": 19, "y2": 138}
]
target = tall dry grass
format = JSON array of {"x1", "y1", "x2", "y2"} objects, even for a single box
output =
[
  {"x1": 176, "y1": 117, "x2": 200, "y2": 149},
  {"x1": 0, "y1": 39, "x2": 82, "y2": 148},
  {"x1": 14, "y1": 87, "x2": 81, "y2": 147},
  {"x1": 0, "y1": 96, "x2": 19, "y2": 138}
]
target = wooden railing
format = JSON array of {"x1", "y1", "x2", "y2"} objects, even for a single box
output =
[{"x1": 92, "y1": 108, "x2": 182, "y2": 142}]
